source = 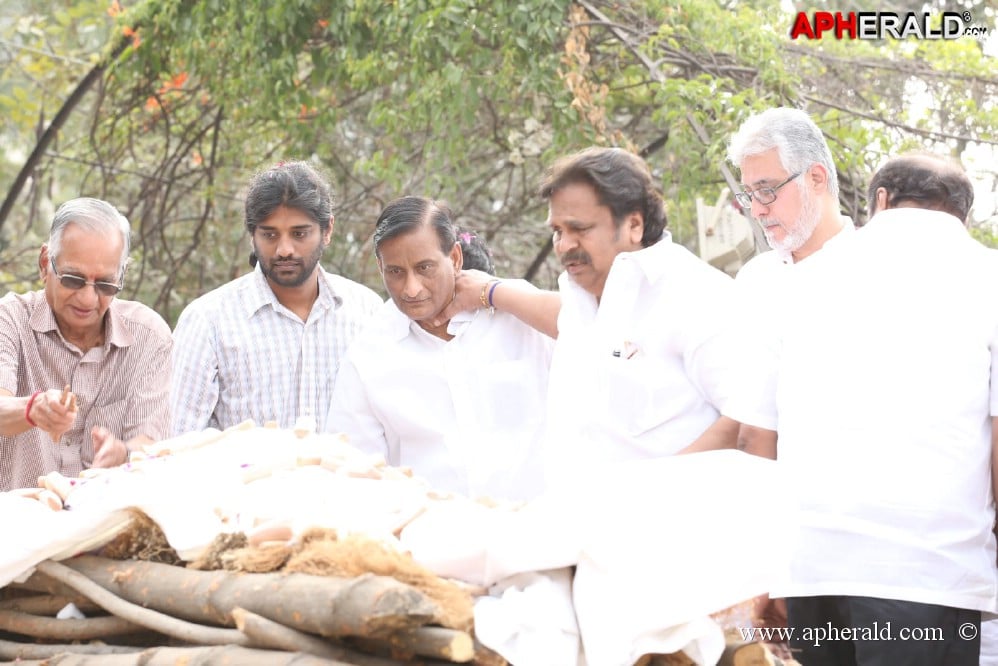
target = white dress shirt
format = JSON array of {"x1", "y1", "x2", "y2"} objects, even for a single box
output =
[
  {"x1": 544, "y1": 233, "x2": 739, "y2": 489},
  {"x1": 327, "y1": 288, "x2": 554, "y2": 501},
  {"x1": 734, "y1": 215, "x2": 855, "y2": 292},
  {"x1": 726, "y1": 208, "x2": 998, "y2": 612},
  {"x1": 170, "y1": 265, "x2": 381, "y2": 434}
]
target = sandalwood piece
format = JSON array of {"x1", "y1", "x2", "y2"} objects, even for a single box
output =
[
  {"x1": 40, "y1": 471, "x2": 74, "y2": 500},
  {"x1": 8, "y1": 487, "x2": 43, "y2": 500},
  {"x1": 246, "y1": 522, "x2": 295, "y2": 546},
  {"x1": 37, "y1": 489, "x2": 63, "y2": 511}
]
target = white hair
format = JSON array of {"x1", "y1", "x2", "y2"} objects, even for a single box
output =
[
  {"x1": 727, "y1": 107, "x2": 839, "y2": 198},
  {"x1": 47, "y1": 197, "x2": 131, "y2": 277}
]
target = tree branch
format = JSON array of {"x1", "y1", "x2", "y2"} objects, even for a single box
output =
[{"x1": 0, "y1": 35, "x2": 132, "y2": 233}]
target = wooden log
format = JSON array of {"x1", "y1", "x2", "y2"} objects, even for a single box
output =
[
  {"x1": 232, "y1": 607, "x2": 406, "y2": 665},
  {"x1": 471, "y1": 639, "x2": 508, "y2": 666},
  {"x1": 0, "y1": 608, "x2": 143, "y2": 640},
  {"x1": 34, "y1": 560, "x2": 251, "y2": 646},
  {"x1": 0, "y1": 639, "x2": 141, "y2": 659},
  {"x1": 5, "y1": 644, "x2": 338, "y2": 665},
  {"x1": 352, "y1": 626, "x2": 475, "y2": 663},
  {"x1": 51, "y1": 555, "x2": 438, "y2": 638},
  {"x1": 0, "y1": 593, "x2": 100, "y2": 615},
  {"x1": 391, "y1": 627, "x2": 474, "y2": 663}
]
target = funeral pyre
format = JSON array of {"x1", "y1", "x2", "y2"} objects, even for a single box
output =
[{"x1": 0, "y1": 421, "x2": 507, "y2": 665}]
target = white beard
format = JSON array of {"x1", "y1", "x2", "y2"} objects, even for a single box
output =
[{"x1": 764, "y1": 185, "x2": 821, "y2": 254}]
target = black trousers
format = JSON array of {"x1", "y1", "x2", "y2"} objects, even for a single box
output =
[{"x1": 785, "y1": 595, "x2": 980, "y2": 666}]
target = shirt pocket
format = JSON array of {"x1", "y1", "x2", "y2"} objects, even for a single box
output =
[{"x1": 604, "y1": 354, "x2": 697, "y2": 438}]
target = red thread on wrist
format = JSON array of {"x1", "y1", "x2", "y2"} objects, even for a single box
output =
[{"x1": 25, "y1": 390, "x2": 42, "y2": 427}]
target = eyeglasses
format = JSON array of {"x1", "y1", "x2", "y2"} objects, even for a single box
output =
[
  {"x1": 50, "y1": 261, "x2": 123, "y2": 297},
  {"x1": 734, "y1": 172, "x2": 801, "y2": 208}
]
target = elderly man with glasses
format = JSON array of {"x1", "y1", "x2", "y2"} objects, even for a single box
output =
[
  {"x1": 0, "y1": 197, "x2": 172, "y2": 491},
  {"x1": 728, "y1": 107, "x2": 854, "y2": 286}
]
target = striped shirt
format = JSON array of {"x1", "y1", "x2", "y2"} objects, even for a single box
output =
[
  {"x1": 170, "y1": 265, "x2": 382, "y2": 435},
  {"x1": 0, "y1": 290, "x2": 172, "y2": 490}
]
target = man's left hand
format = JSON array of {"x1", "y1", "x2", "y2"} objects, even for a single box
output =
[{"x1": 91, "y1": 426, "x2": 128, "y2": 468}]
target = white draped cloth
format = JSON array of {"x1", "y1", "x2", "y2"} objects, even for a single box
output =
[{"x1": 403, "y1": 450, "x2": 788, "y2": 666}]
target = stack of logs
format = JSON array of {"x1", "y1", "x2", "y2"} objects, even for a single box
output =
[
  {"x1": 0, "y1": 552, "x2": 500, "y2": 665},
  {"x1": 0, "y1": 501, "x2": 499, "y2": 666}
]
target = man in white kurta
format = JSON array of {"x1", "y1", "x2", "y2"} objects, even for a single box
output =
[
  {"x1": 327, "y1": 291, "x2": 553, "y2": 501},
  {"x1": 727, "y1": 157, "x2": 998, "y2": 664},
  {"x1": 327, "y1": 196, "x2": 554, "y2": 503},
  {"x1": 544, "y1": 231, "x2": 736, "y2": 489},
  {"x1": 419, "y1": 147, "x2": 774, "y2": 666}
]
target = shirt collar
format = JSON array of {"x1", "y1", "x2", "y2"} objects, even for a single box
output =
[
  {"x1": 383, "y1": 299, "x2": 476, "y2": 342},
  {"x1": 556, "y1": 232, "x2": 673, "y2": 323},
  {"x1": 865, "y1": 207, "x2": 967, "y2": 232},
  {"x1": 241, "y1": 264, "x2": 340, "y2": 319},
  {"x1": 775, "y1": 215, "x2": 856, "y2": 265},
  {"x1": 610, "y1": 230, "x2": 674, "y2": 284},
  {"x1": 28, "y1": 291, "x2": 133, "y2": 349},
  {"x1": 104, "y1": 302, "x2": 134, "y2": 347}
]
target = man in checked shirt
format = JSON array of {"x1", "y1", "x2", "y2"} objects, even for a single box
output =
[
  {"x1": 0, "y1": 197, "x2": 172, "y2": 491},
  {"x1": 170, "y1": 161, "x2": 381, "y2": 435}
]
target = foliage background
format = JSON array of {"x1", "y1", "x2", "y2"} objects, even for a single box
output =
[{"x1": 1, "y1": 0, "x2": 996, "y2": 325}]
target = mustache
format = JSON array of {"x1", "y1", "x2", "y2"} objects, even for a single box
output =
[{"x1": 560, "y1": 250, "x2": 591, "y2": 267}]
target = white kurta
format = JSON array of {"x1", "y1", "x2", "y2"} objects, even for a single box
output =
[
  {"x1": 727, "y1": 207, "x2": 998, "y2": 613},
  {"x1": 327, "y1": 289, "x2": 554, "y2": 502},
  {"x1": 544, "y1": 233, "x2": 739, "y2": 489}
]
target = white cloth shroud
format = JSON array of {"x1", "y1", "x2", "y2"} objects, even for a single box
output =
[{"x1": 402, "y1": 449, "x2": 788, "y2": 665}]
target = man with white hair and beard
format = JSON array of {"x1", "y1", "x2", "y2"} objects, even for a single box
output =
[
  {"x1": 723, "y1": 106, "x2": 854, "y2": 646},
  {"x1": 727, "y1": 107, "x2": 853, "y2": 288}
]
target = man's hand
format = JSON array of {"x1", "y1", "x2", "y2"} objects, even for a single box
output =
[
  {"x1": 428, "y1": 269, "x2": 496, "y2": 328},
  {"x1": 91, "y1": 426, "x2": 128, "y2": 468},
  {"x1": 28, "y1": 388, "x2": 78, "y2": 439}
]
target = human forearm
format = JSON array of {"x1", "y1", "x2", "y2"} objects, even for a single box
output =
[
  {"x1": 678, "y1": 416, "x2": 740, "y2": 454},
  {"x1": 0, "y1": 388, "x2": 75, "y2": 437},
  {"x1": 737, "y1": 424, "x2": 777, "y2": 459},
  {"x1": 433, "y1": 271, "x2": 560, "y2": 339},
  {"x1": 0, "y1": 392, "x2": 35, "y2": 436},
  {"x1": 488, "y1": 280, "x2": 560, "y2": 339}
]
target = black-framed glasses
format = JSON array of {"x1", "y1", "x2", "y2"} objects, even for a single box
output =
[
  {"x1": 50, "y1": 261, "x2": 123, "y2": 297},
  {"x1": 734, "y1": 172, "x2": 801, "y2": 208}
]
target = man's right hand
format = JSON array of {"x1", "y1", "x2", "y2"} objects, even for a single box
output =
[{"x1": 28, "y1": 389, "x2": 78, "y2": 439}]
